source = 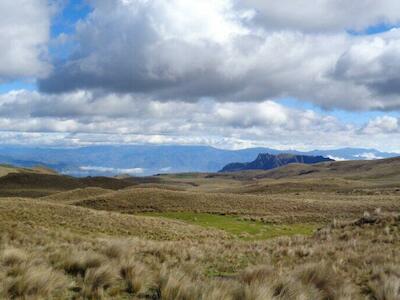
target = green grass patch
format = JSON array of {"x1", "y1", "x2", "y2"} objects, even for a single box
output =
[{"x1": 142, "y1": 212, "x2": 318, "y2": 240}]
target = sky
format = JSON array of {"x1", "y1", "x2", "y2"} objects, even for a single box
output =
[{"x1": 1, "y1": 0, "x2": 400, "y2": 152}]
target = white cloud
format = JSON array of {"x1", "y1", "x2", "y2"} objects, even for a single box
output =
[
  {"x1": 0, "y1": 89, "x2": 400, "y2": 152},
  {"x1": 354, "y1": 153, "x2": 384, "y2": 160},
  {"x1": 79, "y1": 166, "x2": 144, "y2": 174},
  {"x1": 35, "y1": 0, "x2": 400, "y2": 111},
  {"x1": 362, "y1": 116, "x2": 399, "y2": 134},
  {"x1": 2, "y1": 0, "x2": 400, "y2": 152},
  {"x1": 0, "y1": 0, "x2": 51, "y2": 81},
  {"x1": 327, "y1": 155, "x2": 347, "y2": 161},
  {"x1": 238, "y1": 0, "x2": 400, "y2": 32}
]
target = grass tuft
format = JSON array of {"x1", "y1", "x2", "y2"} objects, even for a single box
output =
[
  {"x1": 4, "y1": 266, "x2": 67, "y2": 299},
  {"x1": 83, "y1": 265, "x2": 117, "y2": 299}
]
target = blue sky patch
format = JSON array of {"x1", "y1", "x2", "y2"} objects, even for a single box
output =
[{"x1": 347, "y1": 23, "x2": 399, "y2": 36}]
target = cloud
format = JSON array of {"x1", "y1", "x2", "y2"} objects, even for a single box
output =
[
  {"x1": 36, "y1": 0, "x2": 400, "y2": 111},
  {"x1": 237, "y1": 0, "x2": 400, "y2": 32},
  {"x1": 39, "y1": 0, "x2": 247, "y2": 99},
  {"x1": 0, "y1": 89, "x2": 345, "y2": 136},
  {"x1": 362, "y1": 116, "x2": 399, "y2": 134},
  {"x1": 2, "y1": 0, "x2": 400, "y2": 153},
  {"x1": 332, "y1": 30, "x2": 400, "y2": 109},
  {"x1": 327, "y1": 155, "x2": 347, "y2": 161},
  {"x1": 1, "y1": 89, "x2": 400, "y2": 152},
  {"x1": 0, "y1": 0, "x2": 51, "y2": 81},
  {"x1": 79, "y1": 166, "x2": 144, "y2": 174},
  {"x1": 354, "y1": 153, "x2": 384, "y2": 160}
]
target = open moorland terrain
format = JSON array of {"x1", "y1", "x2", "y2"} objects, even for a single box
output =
[{"x1": 0, "y1": 158, "x2": 399, "y2": 299}]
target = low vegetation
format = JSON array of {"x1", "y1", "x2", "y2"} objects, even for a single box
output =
[
  {"x1": 0, "y1": 207, "x2": 398, "y2": 299},
  {"x1": 0, "y1": 161, "x2": 399, "y2": 299},
  {"x1": 142, "y1": 212, "x2": 317, "y2": 240}
]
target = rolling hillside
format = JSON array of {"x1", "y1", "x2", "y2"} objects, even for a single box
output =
[
  {"x1": 216, "y1": 157, "x2": 400, "y2": 181},
  {"x1": 0, "y1": 166, "x2": 159, "y2": 198},
  {"x1": 0, "y1": 158, "x2": 399, "y2": 299},
  {"x1": 0, "y1": 164, "x2": 57, "y2": 177}
]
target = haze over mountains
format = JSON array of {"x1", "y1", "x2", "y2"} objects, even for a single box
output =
[{"x1": 0, "y1": 145, "x2": 398, "y2": 176}]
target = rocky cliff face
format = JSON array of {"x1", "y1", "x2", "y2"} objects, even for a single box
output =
[{"x1": 219, "y1": 153, "x2": 333, "y2": 172}]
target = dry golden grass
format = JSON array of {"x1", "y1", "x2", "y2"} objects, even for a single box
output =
[
  {"x1": 0, "y1": 159, "x2": 399, "y2": 299},
  {"x1": 0, "y1": 164, "x2": 57, "y2": 178},
  {"x1": 0, "y1": 197, "x2": 229, "y2": 241},
  {"x1": 74, "y1": 186, "x2": 400, "y2": 223},
  {"x1": 0, "y1": 210, "x2": 398, "y2": 299},
  {"x1": 0, "y1": 166, "x2": 21, "y2": 178},
  {"x1": 39, "y1": 187, "x2": 114, "y2": 204}
]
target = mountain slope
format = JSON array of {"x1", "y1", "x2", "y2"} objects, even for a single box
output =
[
  {"x1": 263, "y1": 156, "x2": 400, "y2": 180},
  {"x1": 220, "y1": 153, "x2": 333, "y2": 172},
  {"x1": 215, "y1": 156, "x2": 400, "y2": 182}
]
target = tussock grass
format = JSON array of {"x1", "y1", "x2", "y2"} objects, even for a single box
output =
[
  {"x1": 1, "y1": 248, "x2": 27, "y2": 267},
  {"x1": 57, "y1": 250, "x2": 104, "y2": 277},
  {"x1": 366, "y1": 265, "x2": 400, "y2": 300},
  {"x1": 83, "y1": 264, "x2": 117, "y2": 299},
  {"x1": 120, "y1": 260, "x2": 155, "y2": 294},
  {"x1": 0, "y1": 163, "x2": 399, "y2": 299},
  {"x1": 157, "y1": 269, "x2": 202, "y2": 300},
  {"x1": 3, "y1": 265, "x2": 67, "y2": 299},
  {"x1": 0, "y1": 210, "x2": 398, "y2": 299},
  {"x1": 75, "y1": 186, "x2": 400, "y2": 224}
]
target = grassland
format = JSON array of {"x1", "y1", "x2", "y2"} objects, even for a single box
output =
[
  {"x1": 141, "y1": 212, "x2": 317, "y2": 240},
  {"x1": 0, "y1": 158, "x2": 399, "y2": 299}
]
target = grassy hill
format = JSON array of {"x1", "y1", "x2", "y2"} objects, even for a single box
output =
[
  {"x1": 74, "y1": 186, "x2": 399, "y2": 223},
  {"x1": 217, "y1": 156, "x2": 400, "y2": 181},
  {"x1": 39, "y1": 187, "x2": 114, "y2": 204},
  {"x1": 0, "y1": 164, "x2": 57, "y2": 177},
  {"x1": 0, "y1": 171, "x2": 159, "y2": 198},
  {"x1": 0, "y1": 158, "x2": 399, "y2": 299}
]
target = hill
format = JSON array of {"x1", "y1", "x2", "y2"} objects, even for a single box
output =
[
  {"x1": 0, "y1": 164, "x2": 57, "y2": 178},
  {"x1": 220, "y1": 153, "x2": 333, "y2": 172},
  {"x1": 248, "y1": 156, "x2": 400, "y2": 181},
  {"x1": 0, "y1": 170, "x2": 157, "y2": 198},
  {"x1": 39, "y1": 187, "x2": 114, "y2": 204}
]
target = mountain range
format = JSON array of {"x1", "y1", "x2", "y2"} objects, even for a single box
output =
[
  {"x1": 0, "y1": 145, "x2": 398, "y2": 176},
  {"x1": 219, "y1": 153, "x2": 333, "y2": 172}
]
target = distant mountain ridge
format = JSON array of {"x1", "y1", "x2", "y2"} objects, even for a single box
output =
[
  {"x1": 0, "y1": 145, "x2": 397, "y2": 176},
  {"x1": 219, "y1": 153, "x2": 334, "y2": 172}
]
